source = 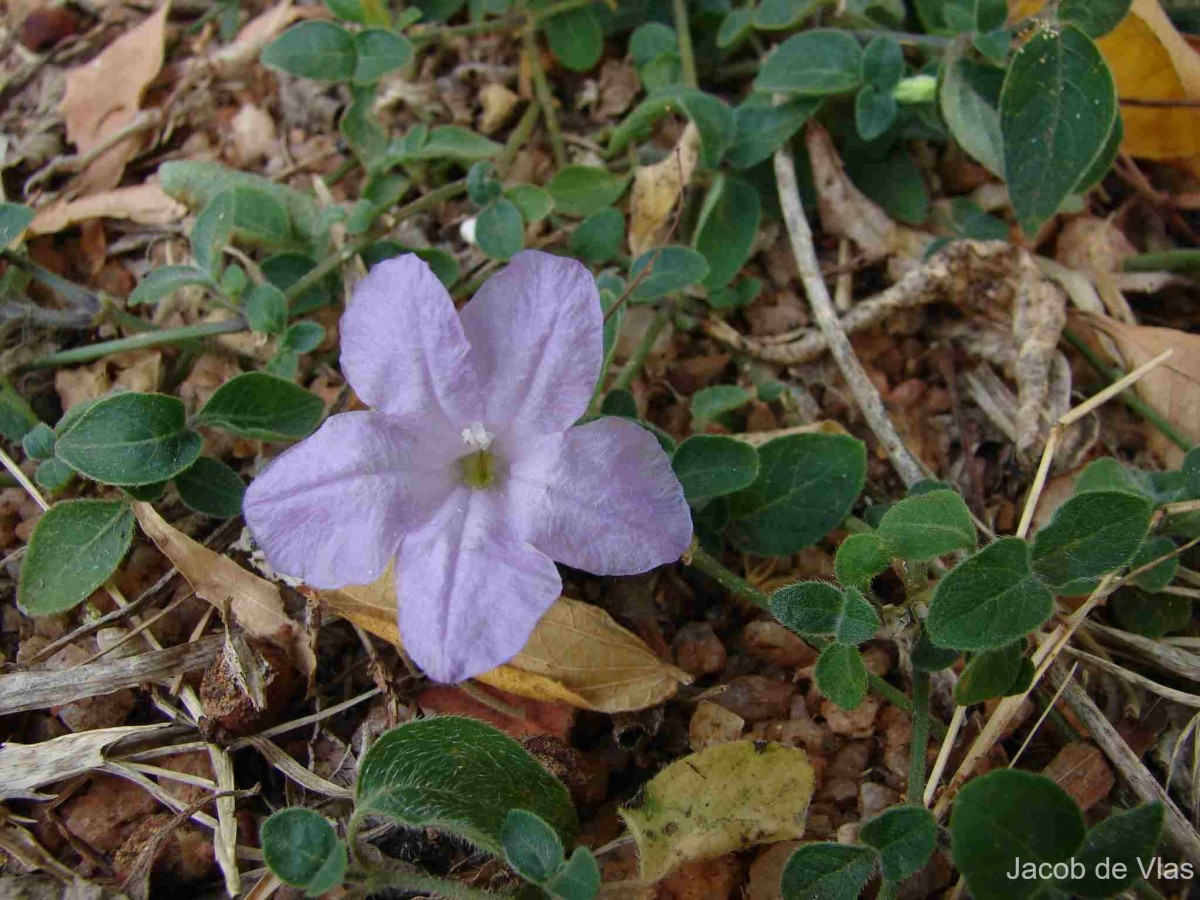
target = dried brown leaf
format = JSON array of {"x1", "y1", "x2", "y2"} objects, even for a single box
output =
[
  {"x1": 211, "y1": 1, "x2": 299, "y2": 75},
  {"x1": 60, "y1": 5, "x2": 169, "y2": 193},
  {"x1": 28, "y1": 185, "x2": 186, "y2": 236},
  {"x1": 0, "y1": 724, "x2": 172, "y2": 800},
  {"x1": 628, "y1": 122, "x2": 700, "y2": 257},
  {"x1": 805, "y1": 121, "x2": 896, "y2": 262},
  {"x1": 131, "y1": 503, "x2": 315, "y2": 677}
]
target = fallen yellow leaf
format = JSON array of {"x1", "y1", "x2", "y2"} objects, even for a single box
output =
[
  {"x1": 131, "y1": 502, "x2": 316, "y2": 677},
  {"x1": 320, "y1": 571, "x2": 690, "y2": 713},
  {"x1": 628, "y1": 122, "x2": 700, "y2": 257},
  {"x1": 619, "y1": 740, "x2": 816, "y2": 883}
]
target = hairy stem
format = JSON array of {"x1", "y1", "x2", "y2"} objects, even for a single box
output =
[
  {"x1": 908, "y1": 669, "x2": 930, "y2": 805},
  {"x1": 522, "y1": 27, "x2": 566, "y2": 169},
  {"x1": 611, "y1": 306, "x2": 670, "y2": 392},
  {"x1": 672, "y1": 0, "x2": 699, "y2": 87}
]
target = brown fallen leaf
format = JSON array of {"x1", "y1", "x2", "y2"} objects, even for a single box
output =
[
  {"x1": 319, "y1": 572, "x2": 690, "y2": 712},
  {"x1": 60, "y1": 4, "x2": 169, "y2": 194},
  {"x1": 28, "y1": 184, "x2": 186, "y2": 236},
  {"x1": 1083, "y1": 312, "x2": 1199, "y2": 467},
  {"x1": 804, "y1": 121, "x2": 896, "y2": 262},
  {"x1": 628, "y1": 121, "x2": 700, "y2": 257},
  {"x1": 131, "y1": 503, "x2": 315, "y2": 678}
]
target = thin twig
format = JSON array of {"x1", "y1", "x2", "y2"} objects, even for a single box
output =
[
  {"x1": 523, "y1": 26, "x2": 566, "y2": 169},
  {"x1": 772, "y1": 136, "x2": 924, "y2": 487}
]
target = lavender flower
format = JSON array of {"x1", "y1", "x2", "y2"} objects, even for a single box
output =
[{"x1": 244, "y1": 251, "x2": 692, "y2": 682}]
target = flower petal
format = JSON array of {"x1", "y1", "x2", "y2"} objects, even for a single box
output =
[
  {"x1": 341, "y1": 254, "x2": 482, "y2": 426},
  {"x1": 244, "y1": 411, "x2": 454, "y2": 589},
  {"x1": 397, "y1": 488, "x2": 562, "y2": 683},
  {"x1": 507, "y1": 417, "x2": 692, "y2": 575},
  {"x1": 460, "y1": 250, "x2": 602, "y2": 439}
]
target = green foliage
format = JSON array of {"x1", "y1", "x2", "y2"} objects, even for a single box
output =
[
  {"x1": 875, "y1": 489, "x2": 976, "y2": 561},
  {"x1": 1059, "y1": 0, "x2": 1132, "y2": 38},
  {"x1": 1129, "y1": 535, "x2": 1178, "y2": 593},
  {"x1": 570, "y1": 208, "x2": 624, "y2": 265},
  {"x1": 174, "y1": 457, "x2": 246, "y2": 518},
  {"x1": 0, "y1": 377, "x2": 39, "y2": 442},
  {"x1": 727, "y1": 433, "x2": 866, "y2": 557},
  {"x1": 858, "y1": 805, "x2": 937, "y2": 881},
  {"x1": 609, "y1": 88, "x2": 735, "y2": 168},
  {"x1": 352, "y1": 28, "x2": 412, "y2": 84},
  {"x1": 690, "y1": 384, "x2": 752, "y2": 425},
  {"x1": 476, "y1": 198, "x2": 525, "y2": 260},
  {"x1": 940, "y1": 46, "x2": 1005, "y2": 176},
  {"x1": 926, "y1": 537, "x2": 1054, "y2": 650},
  {"x1": 755, "y1": 29, "x2": 864, "y2": 96},
  {"x1": 245, "y1": 283, "x2": 288, "y2": 335},
  {"x1": 262, "y1": 21, "x2": 358, "y2": 82},
  {"x1": 672, "y1": 435, "x2": 759, "y2": 504},
  {"x1": 693, "y1": 174, "x2": 761, "y2": 289},
  {"x1": 953, "y1": 640, "x2": 1026, "y2": 705},
  {"x1": 501, "y1": 809, "x2": 600, "y2": 899},
  {"x1": 506, "y1": 184, "x2": 554, "y2": 224},
  {"x1": 190, "y1": 192, "x2": 236, "y2": 275},
  {"x1": 196, "y1": 373, "x2": 324, "y2": 441},
  {"x1": 0, "y1": 202, "x2": 34, "y2": 247},
  {"x1": 911, "y1": 625, "x2": 959, "y2": 672},
  {"x1": 780, "y1": 842, "x2": 875, "y2": 900},
  {"x1": 814, "y1": 643, "x2": 868, "y2": 709},
  {"x1": 543, "y1": 4, "x2": 603, "y2": 72},
  {"x1": 630, "y1": 246, "x2": 710, "y2": 301},
  {"x1": 1030, "y1": 490, "x2": 1153, "y2": 593},
  {"x1": 726, "y1": 95, "x2": 822, "y2": 170},
  {"x1": 547, "y1": 166, "x2": 629, "y2": 217},
  {"x1": 18, "y1": 500, "x2": 135, "y2": 615},
  {"x1": 770, "y1": 581, "x2": 880, "y2": 646},
  {"x1": 755, "y1": 0, "x2": 819, "y2": 31},
  {"x1": 834, "y1": 533, "x2": 890, "y2": 590},
  {"x1": 1109, "y1": 586, "x2": 1192, "y2": 638},
  {"x1": 1000, "y1": 24, "x2": 1116, "y2": 234},
  {"x1": 55, "y1": 393, "x2": 202, "y2": 487},
  {"x1": 128, "y1": 266, "x2": 214, "y2": 306},
  {"x1": 1066, "y1": 802, "x2": 1163, "y2": 897},
  {"x1": 22, "y1": 422, "x2": 55, "y2": 460},
  {"x1": 355, "y1": 717, "x2": 578, "y2": 856},
  {"x1": 261, "y1": 808, "x2": 347, "y2": 897}
]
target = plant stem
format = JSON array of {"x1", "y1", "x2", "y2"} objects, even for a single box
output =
[
  {"x1": 850, "y1": 28, "x2": 951, "y2": 49},
  {"x1": 410, "y1": 0, "x2": 596, "y2": 44},
  {"x1": 1122, "y1": 247, "x2": 1200, "y2": 273},
  {"x1": 361, "y1": 871, "x2": 506, "y2": 899},
  {"x1": 522, "y1": 26, "x2": 566, "y2": 169},
  {"x1": 1061, "y1": 327, "x2": 1193, "y2": 451},
  {"x1": 498, "y1": 101, "x2": 541, "y2": 175},
  {"x1": 908, "y1": 668, "x2": 930, "y2": 806},
  {"x1": 672, "y1": 0, "x2": 699, "y2": 87},
  {"x1": 612, "y1": 306, "x2": 670, "y2": 392},
  {"x1": 24, "y1": 318, "x2": 248, "y2": 369}
]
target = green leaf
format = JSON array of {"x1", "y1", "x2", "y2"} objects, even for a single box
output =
[
  {"x1": 123, "y1": 481, "x2": 165, "y2": 502},
  {"x1": 771, "y1": 582, "x2": 880, "y2": 646},
  {"x1": 1130, "y1": 535, "x2": 1178, "y2": 593},
  {"x1": 859, "y1": 805, "x2": 937, "y2": 882},
  {"x1": 754, "y1": 0, "x2": 819, "y2": 31},
  {"x1": 476, "y1": 199, "x2": 525, "y2": 260},
  {"x1": 1109, "y1": 586, "x2": 1191, "y2": 638},
  {"x1": 863, "y1": 35, "x2": 903, "y2": 89},
  {"x1": 1075, "y1": 112, "x2": 1122, "y2": 194},
  {"x1": 600, "y1": 389, "x2": 637, "y2": 419},
  {"x1": 950, "y1": 769, "x2": 1086, "y2": 900},
  {"x1": 174, "y1": 457, "x2": 246, "y2": 518},
  {"x1": 755, "y1": 29, "x2": 864, "y2": 96},
  {"x1": 190, "y1": 191, "x2": 236, "y2": 275},
  {"x1": 1000, "y1": 24, "x2": 1116, "y2": 235},
  {"x1": 855, "y1": 84, "x2": 898, "y2": 140},
  {"x1": 814, "y1": 643, "x2": 869, "y2": 709},
  {"x1": 0, "y1": 376, "x2": 39, "y2": 442},
  {"x1": 727, "y1": 433, "x2": 866, "y2": 557},
  {"x1": 362, "y1": 242, "x2": 459, "y2": 288},
  {"x1": 130, "y1": 266, "x2": 214, "y2": 307},
  {"x1": 876, "y1": 489, "x2": 976, "y2": 561},
  {"x1": 468, "y1": 161, "x2": 503, "y2": 206},
  {"x1": 501, "y1": 809, "x2": 565, "y2": 884},
  {"x1": 834, "y1": 533, "x2": 890, "y2": 590},
  {"x1": 1059, "y1": 0, "x2": 1131, "y2": 39},
  {"x1": 672, "y1": 435, "x2": 759, "y2": 504},
  {"x1": 1074, "y1": 456, "x2": 1144, "y2": 496},
  {"x1": 281, "y1": 321, "x2": 326, "y2": 354},
  {"x1": 708, "y1": 277, "x2": 761, "y2": 310},
  {"x1": 912, "y1": 626, "x2": 959, "y2": 672},
  {"x1": 342, "y1": 88, "x2": 388, "y2": 172},
  {"x1": 693, "y1": 175, "x2": 761, "y2": 290},
  {"x1": 506, "y1": 184, "x2": 554, "y2": 224},
  {"x1": 973, "y1": 27, "x2": 1011, "y2": 62},
  {"x1": 1030, "y1": 490, "x2": 1153, "y2": 592},
  {"x1": 1062, "y1": 802, "x2": 1163, "y2": 898},
  {"x1": 22, "y1": 422, "x2": 56, "y2": 460},
  {"x1": 35, "y1": 458, "x2": 74, "y2": 492},
  {"x1": 55, "y1": 393, "x2": 202, "y2": 487},
  {"x1": 409, "y1": 126, "x2": 503, "y2": 162},
  {"x1": 244, "y1": 283, "x2": 288, "y2": 335},
  {"x1": 547, "y1": 166, "x2": 629, "y2": 217},
  {"x1": 953, "y1": 640, "x2": 1026, "y2": 705},
  {"x1": 780, "y1": 842, "x2": 875, "y2": 900},
  {"x1": 843, "y1": 142, "x2": 930, "y2": 226},
  {"x1": 545, "y1": 847, "x2": 601, "y2": 900},
  {"x1": 326, "y1": 0, "x2": 369, "y2": 22},
  {"x1": 544, "y1": 4, "x2": 603, "y2": 72},
  {"x1": 926, "y1": 537, "x2": 1054, "y2": 650},
  {"x1": 261, "y1": 21, "x2": 358, "y2": 82},
  {"x1": 716, "y1": 8, "x2": 754, "y2": 49},
  {"x1": 630, "y1": 245, "x2": 709, "y2": 302},
  {"x1": 224, "y1": 185, "x2": 295, "y2": 248},
  {"x1": 0, "y1": 202, "x2": 34, "y2": 248},
  {"x1": 355, "y1": 716, "x2": 578, "y2": 855},
  {"x1": 260, "y1": 808, "x2": 347, "y2": 897},
  {"x1": 196, "y1": 373, "x2": 324, "y2": 441},
  {"x1": 570, "y1": 208, "x2": 624, "y2": 265},
  {"x1": 940, "y1": 44, "x2": 1005, "y2": 176},
  {"x1": 608, "y1": 88, "x2": 735, "y2": 168},
  {"x1": 690, "y1": 384, "x2": 752, "y2": 425},
  {"x1": 1183, "y1": 447, "x2": 1200, "y2": 497},
  {"x1": 18, "y1": 500, "x2": 135, "y2": 615},
  {"x1": 726, "y1": 95, "x2": 822, "y2": 170},
  {"x1": 353, "y1": 28, "x2": 412, "y2": 84},
  {"x1": 629, "y1": 23, "x2": 676, "y2": 66}
]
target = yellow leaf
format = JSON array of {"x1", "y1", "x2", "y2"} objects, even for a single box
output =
[
  {"x1": 319, "y1": 572, "x2": 690, "y2": 713},
  {"x1": 619, "y1": 741, "x2": 816, "y2": 883},
  {"x1": 628, "y1": 122, "x2": 700, "y2": 257},
  {"x1": 131, "y1": 502, "x2": 315, "y2": 677}
]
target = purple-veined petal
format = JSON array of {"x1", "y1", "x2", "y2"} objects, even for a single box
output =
[
  {"x1": 397, "y1": 487, "x2": 562, "y2": 683},
  {"x1": 507, "y1": 416, "x2": 692, "y2": 575},
  {"x1": 341, "y1": 254, "x2": 482, "y2": 427},
  {"x1": 244, "y1": 411, "x2": 455, "y2": 589},
  {"x1": 460, "y1": 250, "x2": 602, "y2": 439}
]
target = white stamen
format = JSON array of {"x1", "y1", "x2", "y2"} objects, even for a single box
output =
[{"x1": 461, "y1": 422, "x2": 494, "y2": 452}]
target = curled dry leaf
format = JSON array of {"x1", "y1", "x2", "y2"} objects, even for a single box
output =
[
  {"x1": 619, "y1": 740, "x2": 816, "y2": 883},
  {"x1": 628, "y1": 122, "x2": 700, "y2": 257},
  {"x1": 804, "y1": 121, "x2": 896, "y2": 263},
  {"x1": 131, "y1": 503, "x2": 315, "y2": 678},
  {"x1": 318, "y1": 571, "x2": 691, "y2": 713},
  {"x1": 28, "y1": 184, "x2": 186, "y2": 236},
  {"x1": 1011, "y1": 251, "x2": 1068, "y2": 464},
  {"x1": 210, "y1": 0, "x2": 299, "y2": 75},
  {"x1": 1084, "y1": 313, "x2": 1200, "y2": 467},
  {"x1": 60, "y1": 4, "x2": 169, "y2": 194}
]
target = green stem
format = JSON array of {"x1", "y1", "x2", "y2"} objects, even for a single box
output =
[
  {"x1": 1122, "y1": 248, "x2": 1200, "y2": 273},
  {"x1": 361, "y1": 871, "x2": 506, "y2": 899},
  {"x1": 908, "y1": 669, "x2": 930, "y2": 806},
  {"x1": 410, "y1": 0, "x2": 596, "y2": 44},
  {"x1": 672, "y1": 0, "x2": 699, "y2": 88},
  {"x1": 612, "y1": 307, "x2": 670, "y2": 392},
  {"x1": 851, "y1": 28, "x2": 951, "y2": 49},
  {"x1": 522, "y1": 26, "x2": 566, "y2": 169},
  {"x1": 1062, "y1": 327, "x2": 1193, "y2": 452},
  {"x1": 498, "y1": 101, "x2": 542, "y2": 175},
  {"x1": 24, "y1": 318, "x2": 248, "y2": 369}
]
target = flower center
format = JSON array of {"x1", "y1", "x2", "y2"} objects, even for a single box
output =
[{"x1": 458, "y1": 422, "x2": 497, "y2": 489}]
